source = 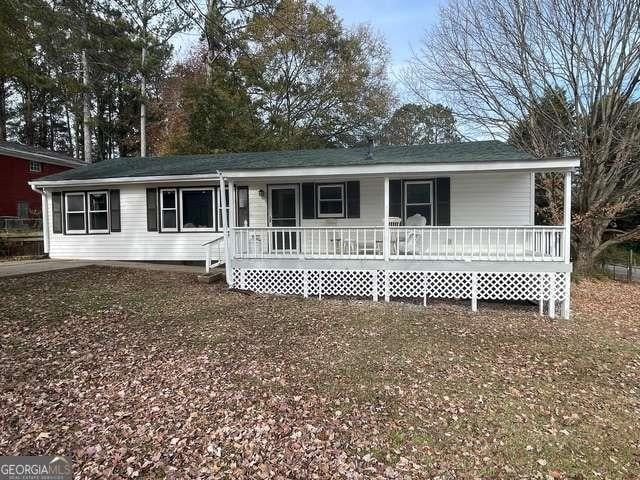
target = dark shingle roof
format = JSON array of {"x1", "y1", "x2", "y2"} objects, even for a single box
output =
[
  {"x1": 0, "y1": 140, "x2": 83, "y2": 167},
  {"x1": 36, "y1": 141, "x2": 535, "y2": 182}
]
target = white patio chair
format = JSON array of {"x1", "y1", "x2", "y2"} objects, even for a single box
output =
[{"x1": 397, "y1": 214, "x2": 427, "y2": 255}]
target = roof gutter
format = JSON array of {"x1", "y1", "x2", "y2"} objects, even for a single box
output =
[{"x1": 1, "y1": 146, "x2": 84, "y2": 168}]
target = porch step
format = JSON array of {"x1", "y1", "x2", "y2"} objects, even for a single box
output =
[{"x1": 197, "y1": 268, "x2": 226, "y2": 284}]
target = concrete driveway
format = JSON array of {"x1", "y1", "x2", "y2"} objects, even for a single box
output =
[
  {"x1": 0, "y1": 259, "x2": 94, "y2": 278},
  {"x1": 0, "y1": 259, "x2": 203, "y2": 278}
]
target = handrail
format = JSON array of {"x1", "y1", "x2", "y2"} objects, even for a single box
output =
[
  {"x1": 202, "y1": 236, "x2": 225, "y2": 272},
  {"x1": 201, "y1": 236, "x2": 224, "y2": 247},
  {"x1": 232, "y1": 225, "x2": 565, "y2": 230}
]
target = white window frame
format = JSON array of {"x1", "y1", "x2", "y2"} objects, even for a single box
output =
[
  {"x1": 160, "y1": 188, "x2": 178, "y2": 232},
  {"x1": 317, "y1": 183, "x2": 344, "y2": 218},
  {"x1": 404, "y1": 180, "x2": 434, "y2": 225},
  {"x1": 87, "y1": 191, "x2": 109, "y2": 234},
  {"x1": 29, "y1": 160, "x2": 41, "y2": 172},
  {"x1": 64, "y1": 192, "x2": 86, "y2": 234},
  {"x1": 179, "y1": 187, "x2": 215, "y2": 232}
]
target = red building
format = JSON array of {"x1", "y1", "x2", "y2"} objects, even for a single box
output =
[{"x1": 0, "y1": 141, "x2": 84, "y2": 217}]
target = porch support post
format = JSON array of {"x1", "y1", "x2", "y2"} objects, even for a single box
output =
[
  {"x1": 228, "y1": 179, "x2": 236, "y2": 266},
  {"x1": 384, "y1": 271, "x2": 390, "y2": 302},
  {"x1": 372, "y1": 270, "x2": 378, "y2": 302},
  {"x1": 563, "y1": 170, "x2": 572, "y2": 264},
  {"x1": 303, "y1": 270, "x2": 309, "y2": 298},
  {"x1": 471, "y1": 272, "x2": 478, "y2": 312},
  {"x1": 562, "y1": 170, "x2": 572, "y2": 320},
  {"x1": 383, "y1": 177, "x2": 390, "y2": 261},
  {"x1": 218, "y1": 171, "x2": 232, "y2": 287},
  {"x1": 549, "y1": 273, "x2": 556, "y2": 319}
]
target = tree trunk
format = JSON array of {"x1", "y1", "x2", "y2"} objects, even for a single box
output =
[
  {"x1": 65, "y1": 105, "x2": 74, "y2": 156},
  {"x1": 82, "y1": 48, "x2": 92, "y2": 163},
  {"x1": 140, "y1": 43, "x2": 147, "y2": 157},
  {"x1": 24, "y1": 86, "x2": 34, "y2": 145},
  {"x1": 574, "y1": 239, "x2": 600, "y2": 274},
  {"x1": 0, "y1": 78, "x2": 7, "y2": 141},
  {"x1": 49, "y1": 105, "x2": 55, "y2": 150},
  {"x1": 573, "y1": 219, "x2": 609, "y2": 274}
]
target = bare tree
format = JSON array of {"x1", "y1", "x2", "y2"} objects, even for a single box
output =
[{"x1": 404, "y1": 0, "x2": 640, "y2": 273}]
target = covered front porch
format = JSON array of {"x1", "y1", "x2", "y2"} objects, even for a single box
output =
[{"x1": 206, "y1": 165, "x2": 573, "y2": 319}]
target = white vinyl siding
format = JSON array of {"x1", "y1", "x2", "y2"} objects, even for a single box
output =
[
  {"x1": 49, "y1": 185, "x2": 224, "y2": 261},
  {"x1": 46, "y1": 172, "x2": 533, "y2": 261},
  {"x1": 248, "y1": 184, "x2": 267, "y2": 227},
  {"x1": 450, "y1": 172, "x2": 532, "y2": 226}
]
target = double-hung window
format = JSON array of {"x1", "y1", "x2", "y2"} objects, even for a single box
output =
[
  {"x1": 88, "y1": 191, "x2": 109, "y2": 233},
  {"x1": 180, "y1": 188, "x2": 214, "y2": 232},
  {"x1": 404, "y1": 180, "x2": 433, "y2": 224},
  {"x1": 160, "y1": 189, "x2": 178, "y2": 232},
  {"x1": 29, "y1": 160, "x2": 41, "y2": 172},
  {"x1": 317, "y1": 184, "x2": 344, "y2": 218},
  {"x1": 65, "y1": 192, "x2": 86, "y2": 234}
]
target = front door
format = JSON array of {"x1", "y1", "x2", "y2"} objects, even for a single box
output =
[{"x1": 268, "y1": 185, "x2": 299, "y2": 251}]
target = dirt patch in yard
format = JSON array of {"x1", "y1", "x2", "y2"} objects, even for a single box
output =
[{"x1": 0, "y1": 268, "x2": 638, "y2": 478}]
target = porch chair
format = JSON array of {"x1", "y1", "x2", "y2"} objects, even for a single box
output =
[{"x1": 396, "y1": 213, "x2": 427, "y2": 255}]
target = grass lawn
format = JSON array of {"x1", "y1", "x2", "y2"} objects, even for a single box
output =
[{"x1": 0, "y1": 267, "x2": 638, "y2": 479}]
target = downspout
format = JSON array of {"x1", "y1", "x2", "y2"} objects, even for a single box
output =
[{"x1": 30, "y1": 184, "x2": 49, "y2": 255}]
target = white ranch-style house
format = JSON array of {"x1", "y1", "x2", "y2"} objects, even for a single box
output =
[{"x1": 30, "y1": 141, "x2": 579, "y2": 318}]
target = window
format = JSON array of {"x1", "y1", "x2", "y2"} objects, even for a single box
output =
[
  {"x1": 160, "y1": 189, "x2": 178, "y2": 232},
  {"x1": 236, "y1": 187, "x2": 249, "y2": 227},
  {"x1": 88, "y1": 191, "x2": 109, "y2": 233},
  {"x1": 404, "y1": 181, "x2": 433, "y2": 224},
  {"x1": 29, "y1": 160, "x2": 41, "y2": 172},
  {"x1": 180, "y1": 188, "x2": 214, "y2": 231},
  {"x1": 65, "y1": 192, "x2": 86, "y2": 234},
  {"x1": 317, "y1": 184, "x2": 344, "y2": 218}
]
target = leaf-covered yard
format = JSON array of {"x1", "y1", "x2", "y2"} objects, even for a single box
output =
[{"x1": 0, "y1": 267, "x2": 638, "y2": 479}]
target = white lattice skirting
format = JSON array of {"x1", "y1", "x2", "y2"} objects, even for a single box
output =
[{"x1": 232, "y1": 268, "x2": 569, "y2": 316}]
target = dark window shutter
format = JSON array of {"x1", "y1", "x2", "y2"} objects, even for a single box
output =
[
  {"x1": 52, "y1": 192, "x2": 63, "y2": 233},
  {"x1": 389, "y1": 180, "x2": 402, "y2": 219},
  {"x1": 346, "y1": 181, "x2": 360, "y2": 218},
  {"x1": 110, "y1": 190, "x2": 121, "y2": 232},
  {"x1": 435, "y1": 177, "x2": 451, "y2": 226},
  {"x1": 146, "y1": 188, "x2": 158, "y2": 231},
  {"x1": 301, "y1": 183, "x2": 315, "y2": 219}
]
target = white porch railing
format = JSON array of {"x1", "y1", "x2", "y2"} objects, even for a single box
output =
[
  {"x1": 233, "y1": 227, "x2": 385, "y2": 259},
  {"x1": 231, "y1": 226, "x2": 565, "y2": 262},
  {"x1": 389, "y1": 226, "x2": 564, "y2": 261}
]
